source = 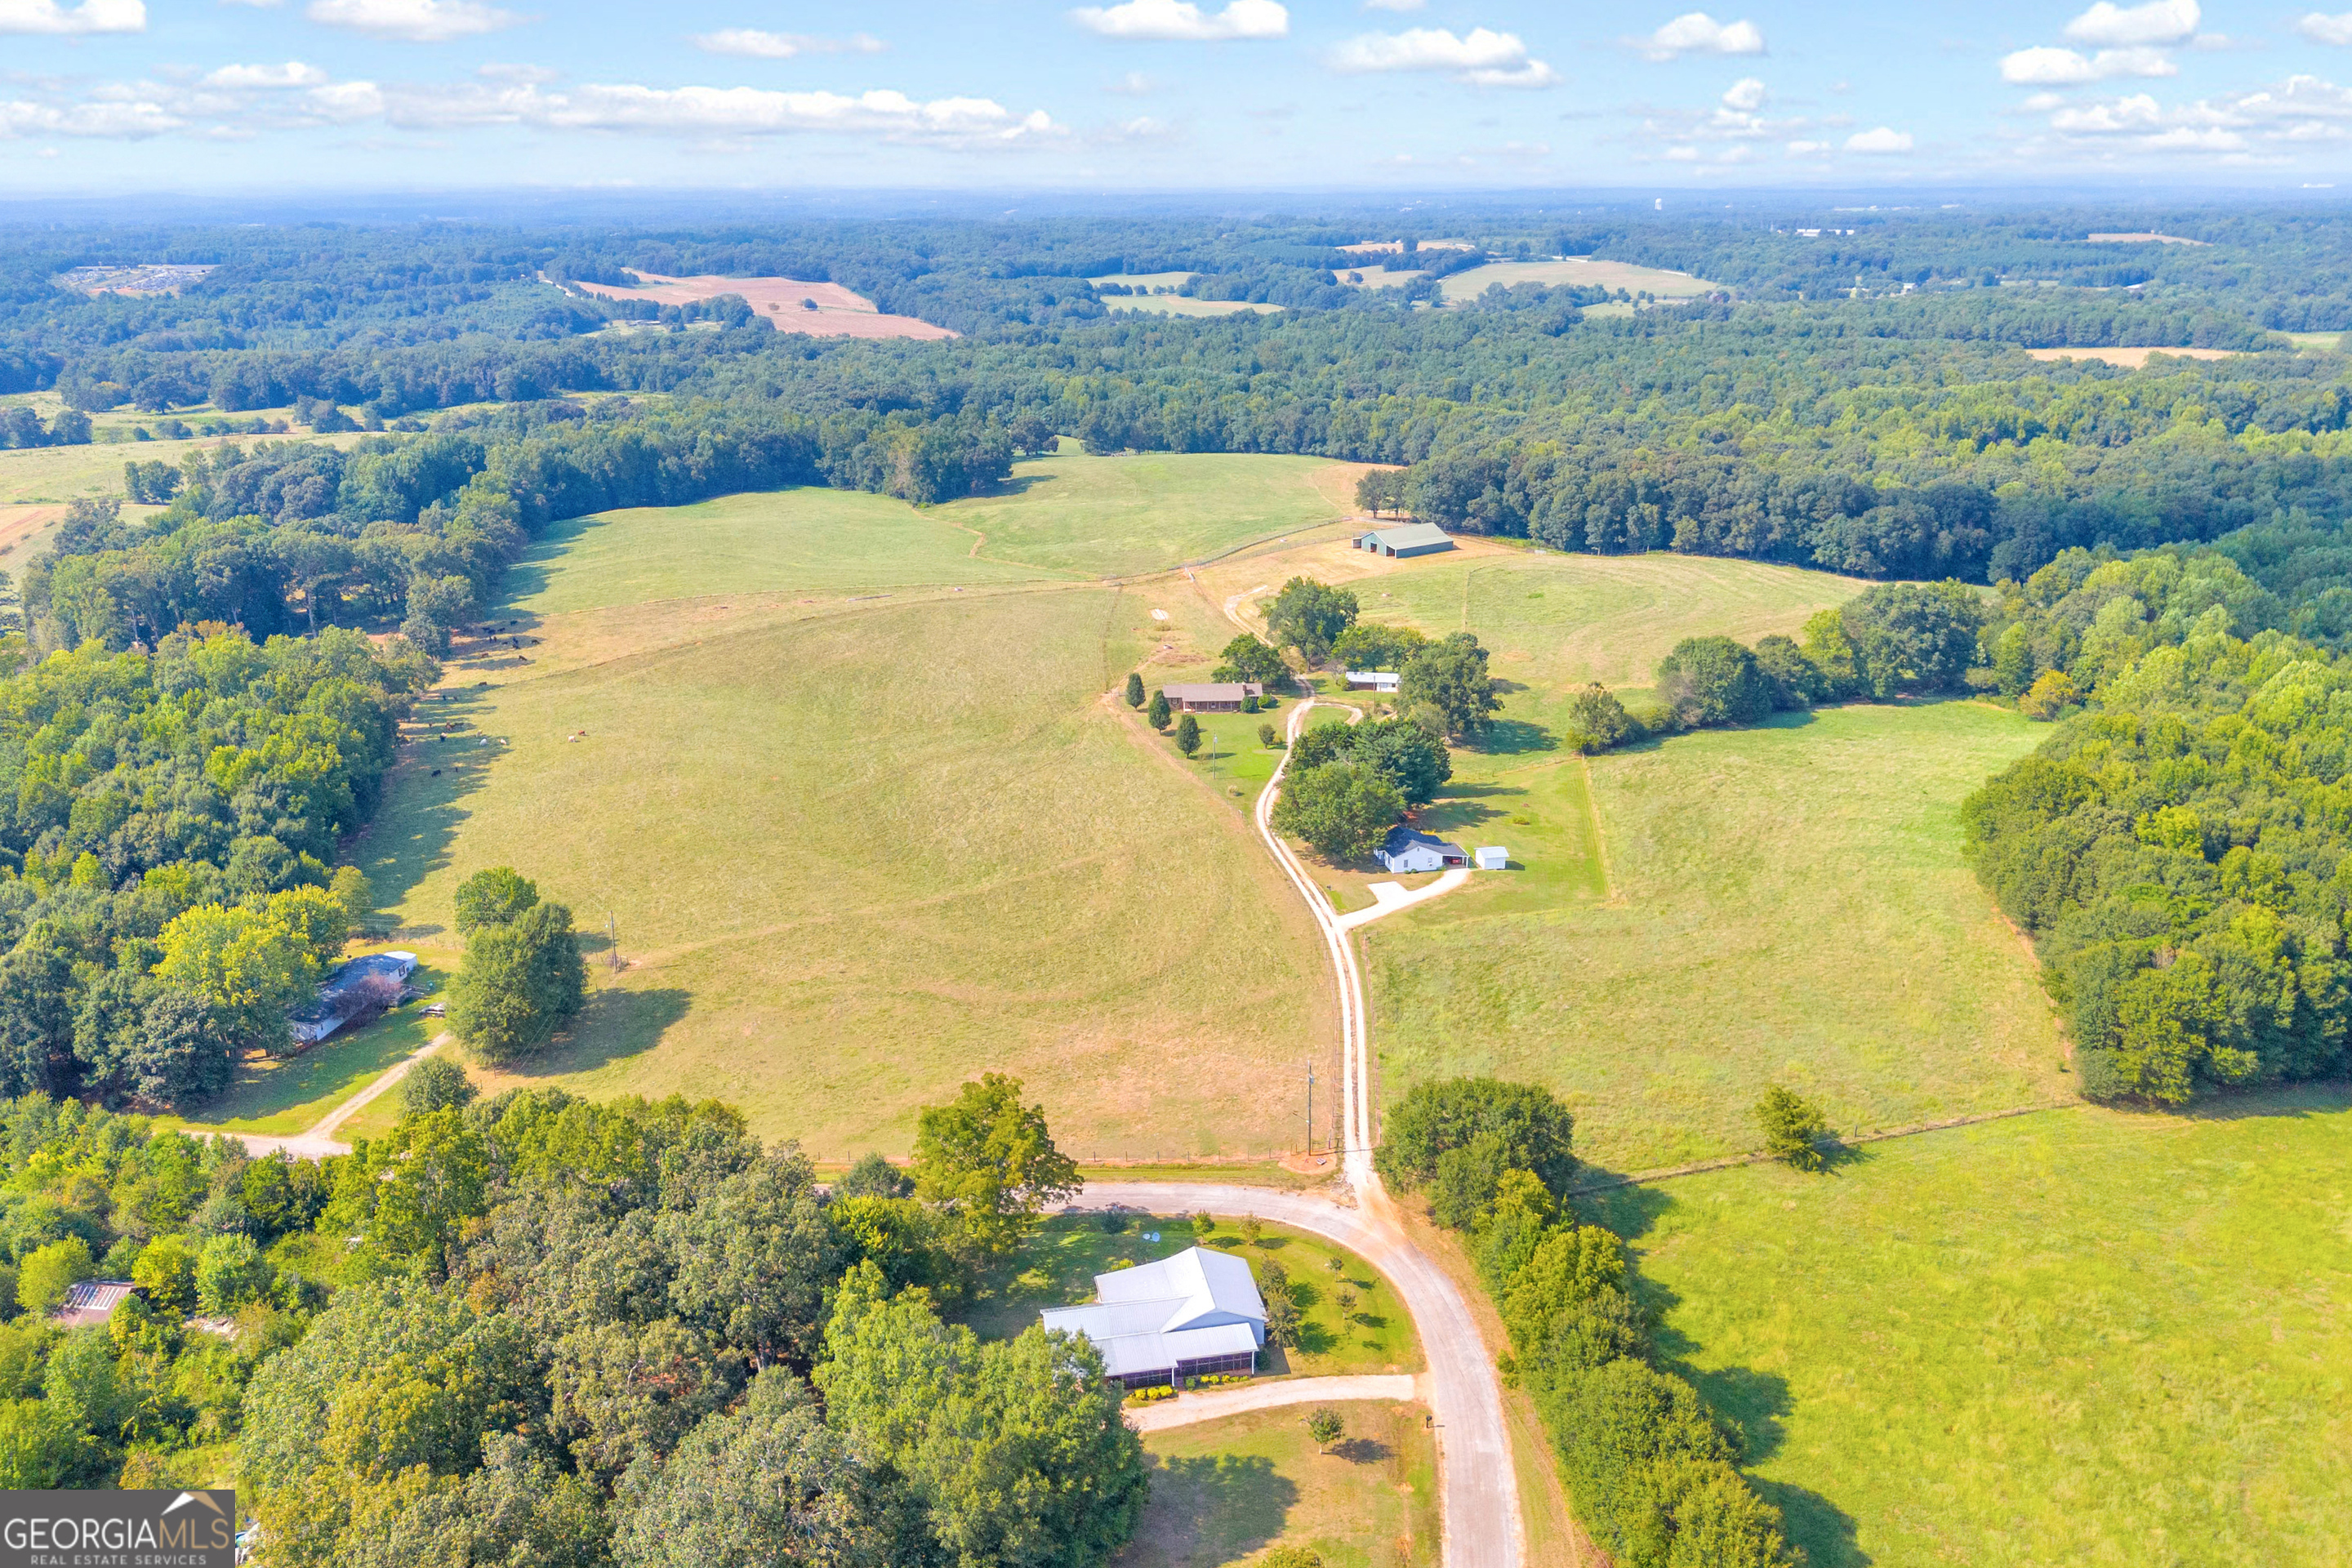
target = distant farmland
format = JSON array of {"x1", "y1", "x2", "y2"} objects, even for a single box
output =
[{"x1": 566, "y1": 270, "x2": 956, "y2": 340}]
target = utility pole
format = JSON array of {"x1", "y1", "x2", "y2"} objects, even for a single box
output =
[{"x1": 607, "y1": 912, "x2": 619, "y2": 973}]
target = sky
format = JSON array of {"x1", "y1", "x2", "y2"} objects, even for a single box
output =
[{"x1": 6, "y1": 0, "x2": 2352, "y2": 193}]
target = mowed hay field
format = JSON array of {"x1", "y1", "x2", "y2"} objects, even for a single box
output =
[
  {"x1": 1368, "y1": 703, "x2": 2067, "y2": 1173},
  {"x1": 1584, "y1": 1088, "x2": 2352, "y2": 1567},
  {"x1": 360, "y1": 451, "x2": 1365, "y2": 1156},
  {"x1": 1437, "y1": 257, "x2": 1715, "y2": 301}
]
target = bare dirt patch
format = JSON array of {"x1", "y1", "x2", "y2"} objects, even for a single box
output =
[
  {"x1": 2025, "y1": 345, "x2": 2249, "y2": 367},
  {"x1": 567, "y1": 271, "x2": 956, "y2": 341},
  {"x1": 0, "y1": 504, "x2": 63, "y2": 561},
  {"x1": 2085, "y1": 231, "x2": 2210, "y2": 246}
]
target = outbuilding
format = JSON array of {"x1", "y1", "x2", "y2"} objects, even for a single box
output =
[
  {"x1": 1345, "y1": 670, "x2": 1401, "y2": 693},
  {"x1": 1160, "y1": 682, "x2": 1263, "y2": 713},
  {"x1": 1377, "y1": 826, "x2": 1470, "y2": 874},
  {"x1": 52, "y1": 1281, "x2": 141, "y2": 1331},
  {"x1": 1040, "y1": 1245, "x2": 1267, "y2": 1388},
  {"x1": 1475, "y1": 846, "x2": 1509, "y2": 870},
  {"x1": 1353, "y1": 523, "x2": 1455, "y2": 558}
]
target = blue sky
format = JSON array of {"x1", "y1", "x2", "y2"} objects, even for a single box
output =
[{"x1": 5, "y1": 0, "x2": 2352, "y2": 191}]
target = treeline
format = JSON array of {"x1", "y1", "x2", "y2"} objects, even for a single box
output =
[
  {"x1": 1376, "y1": 1079, "x2": 1792, "y2": 1567},
  {"x1": 0, "y1": 1071, "x2": 1147, "y2": 1568},
  {"x1": 0, "y1": 628, "x2": 424, "y2": 1104}
]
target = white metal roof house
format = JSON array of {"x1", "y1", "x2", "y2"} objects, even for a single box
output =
[
  {"x1": 1377, "y1": 826, "x2": 1470, "y2": 874},
  {"x1": 1475, "y1": 846, "x2": 1509, "y2": 870},
  {"x1": 288, "y1": 951, "x2": 418, "y2": 1045},
  {"x1": 51, "y1": 1281, "x2": 140, "y2": 1331},
  {"x1": 1040, "y1": 1245, "x2": 1267, "y2": 1386},
  {"x1": 1345, "y1": 670, "x2": 1401, "y2": 693},
  {"x1": 1353, "y1": 523, "x2": 1455, "y2": 558}
]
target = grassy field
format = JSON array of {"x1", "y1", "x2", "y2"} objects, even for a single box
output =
[
  {"x1": 1365, "y1": 702, "x2": 2069, "y2": 1174},
  {"x1": 1103, "y1": 297, "x2": 1285, "y2": 318},
  {"x1": 1437, "y1": 258, "x2": 1715, "y2": 301},
  {"x1": 156, "y1": 1000, "x2": 440, "y2": 1137},
  {"x1": 365, "y1": 577, "x2": 1330, "y2": 1159},
  {"x1": 0, "y1": 426, "x2": 364, "y2": 504},
  {"x1": 1116, "y1": 1402, "x2": 1440, "y2": 1568},
  {"x1": 1584, "y1": 1087, "x2": 2352, "y2": 1567},
  {"x1": 967, "y1": 1214, "x2": 1421, "y2": 1378},
  {"x1": 935, "y1": 448, "x2": 1361, "y2": 578}
]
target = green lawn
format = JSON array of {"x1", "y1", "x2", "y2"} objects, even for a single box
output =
[
  {"x1": 966, "y1": 1215, "x2": 1421, "y2": 1379},
  {"x1": 504, "y1": 488, "x2": 1057, "y2": 616},
  {"x1": 361, "y1": 583, "x2": 1330, "y2": 1160},
  {"x1": 1367, "y1": 702, "x2": 2069, "y2": 1173},
  {"x1": 156, "y1": 999, "x2": 441, "y2": 1137},
  {"x1": 0, "y1": 428, "x2": 364, "y2": 504},
  {"x1": 1115, "y1": 1402, "x2": 1440, "y2": 1568},
  {"x1": 1583, "y1": 1087, "x2": 2352, "y2": 1567},
  {"x1": 936, "y1": 448, "x2": 1359, "y2": 577}
]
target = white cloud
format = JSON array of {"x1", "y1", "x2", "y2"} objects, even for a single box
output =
[
  {"x1": 690, "y1": 29, "x2": 884, "y2": 58},
  {"x1": 507, "y1": 83, "x2": 1058, "y2": 145},
  {"x1": 2050, "y1": 91, "x2": 2162, "y2": 131},
  {"x1": 1663, "y1": 144, "x2": 1699, "y2": 159},
  {"x1": 308, "y1": 78, "x2": 387, "y2": 119},
  {"x1": 2301, "y1": 11, "x2": 2352, "y2": 44},
  {"x1": 1785, "y1": 137, "x2": 1829, "y2": 154},
  {"x1": 1069, "y1": 0, "x2": 1286, "y2": 41},
  {"x1": 1845, "y1": 124, "x2": 1913, "y2": 152},
  {"x1": 2019, "y1": 91, "x2": 2066, "y2": 110},
  {"x1": 1721, "y1": 75, "x2": 1765, "y2": 110},
  {"x1": 2000, "y1": 44, "x2": 2176, "y2": 83},
  {"x1": 305, "y1": 0, "x2": 515, "y2": 42},
  {"x1": 1362, "y1": 0, "x2": 1423, "y2": 10},
  {"x1": 1331, "y1": 26, "x2": 1558, "y2": 87},
  {"x1": 1107, "y1": 70, "x2": 1155, "y2": 93},
  {"x1": 1637, "y1": 13, "x2": 1764, "y2": 60},
  {"x1": 202, "y1": 60, "x2": 327, "y2": 88},
  {"x1": 0, "y1": 96, "x2": 176, "y2": 136},
  {"x1": 2064, "y1": 0, "x2": 2198, "y2": 47},
  {"x1": 0, "y1": 0, "x2": 143, "y2": 34}
]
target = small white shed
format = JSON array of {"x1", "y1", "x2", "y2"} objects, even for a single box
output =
[{"x1": 1475, "y1": 846, "x2": 1509, "y2": 870}]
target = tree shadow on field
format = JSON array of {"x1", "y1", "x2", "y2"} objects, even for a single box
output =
[
  {"x1": 1469, "y1": 717, "x2": 1555, "y2": 755},
  {"x1": 1753, "y1": 1478, "x2": 1870, "y2": 1568},
  {"x1": 1140, "y1": 1453, "x2": 1296, "y2": 1567},
  {"x1": 1329, "y1": 1436, "x2": 1392, "y2": 1464},
  {"x1": 1571, "y1": 1175, "x2": 1675, "y2": 1241},
  {"x1": 2171, "y1": 1080, "x2": 2352, "y2": 1124},
  {"x1": 356, "y1": 685, "x2": 505, "y2": 938},
  {"x1": 502, "y1": 987, "x2": 691, "y2": 1080}
]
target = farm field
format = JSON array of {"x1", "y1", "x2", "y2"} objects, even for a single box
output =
[
  {"x1": 1366, "y1": 702, "x2": 2068, "y2": 1173},
  {"x1": 0, "y1": 426, "x2": 365, "y2": 504},
  {"x1": 1584, "y1": 1086, "x2": 2352, "y2": 1567},
  {"x1": 1114, "y1": 1401, "x2": 1440, "y2": 1568},
  {"x1": 967, "y1": 1214, "x2": 1422, "y2": 1379},
  {"x1": 363, "y1": 565, "x2": 1331, "y2": 1158},
  {"x1": 567, "y1": 271, "x2": 956, "y2": 340},
  {"x1": 2023, "y1": 345, "x2": 2252, "y2": 366},
  {"x1": 933, "y1": 446, "x2": 1365, "y2": 578},
  {"x1": 1437, "y1": 257, "x2": 1714, "y2": 301},
  {"x1": 1102, "y1": 296, "x2": 1284, "y2": 318}
]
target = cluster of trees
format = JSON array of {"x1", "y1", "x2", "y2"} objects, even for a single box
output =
[
  {"x1": 1375, "y1": 1079, "x2": 1791, "y2": 1568},
  {"x1": 446, "y1": 867, "x2": 586, "y2": 1067},
  {"x1": 0, "y1": 1067, "x2": 1138, "y2": 1561},
  {"x1": 1566, "y1": 581, "x2": 1989, "y2": 753},
  {"x1": 0, "y1": 405, "x2": 90, "y2": 448},
  {"x1": 0, "y1": 626, "x2": 423, "y2": 1105}
]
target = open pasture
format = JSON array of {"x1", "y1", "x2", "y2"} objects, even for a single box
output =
[
  {"x1": 936, "y1": 447, "x2": 1365, "y2": 578},
  {"x1": 1103, "y1": 296, "x2": 1285, "y2": 318},
  {"x1": 1586, "y1": 1087, "x2": 2352, "y2": 1567},
  {"x1": 566, "y1": 271, "x2": 956, "y2": 340},
  {"x1": 2024, "y1": 345, "x2": 2252, "y2": 367},
  {"x1": 364, "y1": 580, "x2": 1333, "y2": 1160},
  {"x1": 1116, "y1": 1401, "x2": 1440, "y2": 1568},
  {"x1": 1437, "y1": 258, "x2": 1714, "y2": 301},
  {"x1": 1365, "y1": 701, "x2": 2068, "y2": 1174}
]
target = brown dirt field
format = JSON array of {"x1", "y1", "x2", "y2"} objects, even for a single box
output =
[
  {"x1": 567, "y1": 272, "x2": 956, "y2": 341},
  {"x1": 0, "y1": 504, "x2": 63, "y2": 562},
  {"x1": 1339, "y1": 239, "x2": 1474, "y2": 253},
  {"x1": 2025, "y1": 346, "x2": 2247, "y2": 367}
]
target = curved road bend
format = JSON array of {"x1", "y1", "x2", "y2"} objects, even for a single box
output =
[{"x1": 1076, "y1": 694, "x2": 1526, "y2": 1568}]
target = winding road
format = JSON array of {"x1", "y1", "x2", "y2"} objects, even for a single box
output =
[{"x1": 1080, "y1": 691, "x2": 1526, "y2": 1568}]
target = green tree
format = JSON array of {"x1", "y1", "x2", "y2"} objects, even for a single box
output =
[
  {"x1": 1656, "y1": 637, "x2": 1775, "y2": 728},
  {"x1": 1306, "y1": 1406, "x2": 1343, "y2": 1452},
  {"x1": 17, "y1": 1236, "x2": 94, "y2": 1316},
  {"x1": 1331, "y1": 621, "x2": 1427, "y2": 673},
  {"x1": 448, "y1": 902, "x2": 585, "y2": 1067},
  {"x1": 0, "y1": 1399, "x2": 89, "y2": 1490},
  {"x1": 131, "y1": 1235, "x2": 199, "y2": 1314},
  {"x1": 1264, "y1": 578, "x2": 1359, "y2": 664},
  {"x1": 154, "y1": 902, "x2": 318, "y2": 1056},
  {"x1": 1271, "y1": 762, "x2": 1404, "y2": 861},
  {"x1": 1147, "y1": 688, "x2": 1171, "y2": 730},
  {"x1": 399, "y1": 1054, "x2": 478, "y2": 1117},
  {"x1": 1750, "y1": 635, "x2": 1824, "y2": 710},
  {"x1": 1401, "y1": 633, "x2": 1500, "y2": 739},
  {"x1": 1122, "y1": 671, "x2": 1145, "y2": 707},
  {"x1": 1211, "y1": 633, "x2": 1290, "y2": 687},
  {"x1": 910, "y1": 1074, "x2": 1081, "y2": 1266},
  {"x1": 1564, "y1": 684, "x2": 1637, "y2": 753},
  {"x1": 1258, "y1": 721, "x2": 1279, "y2": 747},
  {"x1": 1255, "y1": 1257, "x2": 1299, "y2": 1348},
  {"x1": 2018, "y1": 667, "x2": 2081, "y2": 719},
  {"x1": 453, "y1": 866, "x2": 539, "y2": 936},
  {"x1": 329, "y1": 865, "x2": 375, "y2": 937},
  {"x1": 1841, "y1": 580, "x2": 1987, "y2": 697},
  {"x1": 195, "y1": 1232, "x2": 273, "y2": 1316},
  {"x1": 1374, "y1": 1077, "x2": 1578, "y2": 1211},
  {"x1": 1754, "y1": 1085, "x2": 1830, "y2": 1171},
  {"x1": 1992, "y1": 622, "x2": 2035, "y2": 697},
  {"x1": 1174, "y1": 713, "x2": 1202, "y2": 757}
]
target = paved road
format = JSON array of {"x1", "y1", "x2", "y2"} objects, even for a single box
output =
[
  {"x1": 1081, "y1": 1183, "x2": 1521, "y2": 1568},
  {"x1": 1124, "y1": 1372, "x2": 1420, "y2": 1432}
]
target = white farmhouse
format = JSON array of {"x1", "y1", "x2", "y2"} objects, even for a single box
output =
[{"x1": 1040, "y1": 1245, "x2": 1267, "y2": 1387}]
